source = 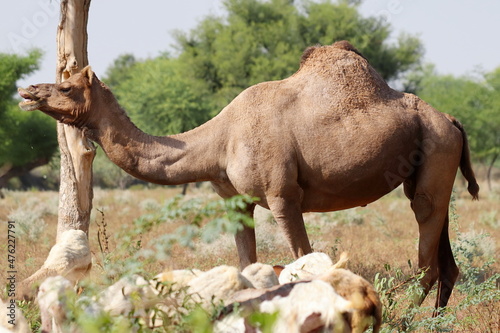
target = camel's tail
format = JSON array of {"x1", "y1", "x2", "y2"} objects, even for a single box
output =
[{"x1": 447, "y1": 115, "x2": 480, "y2": 200}]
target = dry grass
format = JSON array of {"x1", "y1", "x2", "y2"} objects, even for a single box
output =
[{"x1": 1, "y1": 179, "x2": 499, "y2": 331}]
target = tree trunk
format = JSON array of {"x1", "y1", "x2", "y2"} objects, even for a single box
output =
[
  {"x1": 55, "y1": 0, "x2": 95, "y2": 240},
  {"x1": 181, "y1": 183, "x2": 189, "y2": 195},
  {"x1": 18, "y1": 0, "x2": 95, "y2": 299},
  {"x1": 486, "y1": 153, "x2": 498, "y2": 191},
  {"x1": 0, "y1": 158, "x2": 50, "y2": 190}
]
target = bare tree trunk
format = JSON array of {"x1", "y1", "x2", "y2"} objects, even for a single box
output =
[
  {"x1": 19, "y1": 1, "x2": 95, "y2": 299},
  {"x1": 486, "y1": 153, "x2": 498, "y2": 191},
  {"x1": 0, "y1": 158, "x2": 50, "y2": 190},
  {"x1": 55, "y1": 0, "x2": 95, "y2": 241},
  {"x1": 181, "y1": 183, "x2": 189, "y2": 195}
]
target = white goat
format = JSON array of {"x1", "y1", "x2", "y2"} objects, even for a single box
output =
[
  {"x1": 152, "y1": 268, "x2": 203, "y2": 294},
  {"x1": 241, "y1": 262, "x2": 279, "y2": 289},
  {"x1": 187, "y1": 265, "x2": 253, "y2": 309},
  {"x1": 35, "y1": 274, "x2": 159, "y2": 332},
  {"x1": 98, "y1": 274, "x2": 158, "y2": 318},
  {"x1": 215, "y1": 279, "x2": 353, "y2": 333},
  {"x1": 279, "y1": 252, "x2": 381, "y2": 332},
  {"x1": 278, "y1": 252, "x2": 334, "y2": 283},
  {"x1": 223, "y1": 252, "x2": 381, "y2": 333},
  {"x1": 20, "y1": 230, "x2": 91, "y2": 299},
  {"x1": 317, "y1": 266, "x2": 382, "y2": 333},
  {"x1": 37, "y1": 276, "x2": 75, "y2": 333}
]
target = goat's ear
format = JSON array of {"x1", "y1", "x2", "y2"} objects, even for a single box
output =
[{"x1": 81, "y1": 65, "x2": 94, "y2": 85}]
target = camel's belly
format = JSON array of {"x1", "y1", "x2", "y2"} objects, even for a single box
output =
[
  {"x1": 293, "y1": 123, "x2": 419, "y2": 211},
  {"x1": 299, "y1": 171, "x2": 400, "y2": 212},
  {"x1": 300, "y1": 185, "x2": 395, "y2": 212}
]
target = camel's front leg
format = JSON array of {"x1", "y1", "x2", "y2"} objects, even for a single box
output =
[
  {"x1": 268, "y1": 195, "x2": 312, "y2": 259},
  {"x1": 235, "y1": 203, "x2": 257, "y2": 269}
]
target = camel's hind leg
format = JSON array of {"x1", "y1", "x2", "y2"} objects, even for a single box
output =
[
  {"x1": 404, "y1": 164, "x2": 459, "y2": 310},
  {"x1": 435, "y1": 212, "x2": 459, "y2": 310}
]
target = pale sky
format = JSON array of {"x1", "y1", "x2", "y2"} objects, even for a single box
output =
[{"x1": 1, "y1": 0, "x2": 500, "y2": 88}]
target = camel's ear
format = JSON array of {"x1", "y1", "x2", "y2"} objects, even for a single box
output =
[{"x1": 81, "y1": 65, "x2": 94, "y2": 85}]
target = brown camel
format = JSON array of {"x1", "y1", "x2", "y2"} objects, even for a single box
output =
[{"x1": 19, "y1": 41, "x2": 479, "y2": 311}]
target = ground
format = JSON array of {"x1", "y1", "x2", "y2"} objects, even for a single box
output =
[{"x1": 1, "y1": 173, "x2": 499, "y2": 332}]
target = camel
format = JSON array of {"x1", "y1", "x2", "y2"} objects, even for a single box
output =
[{"x1": 19, "y1": 41, "x2": 479, "y2": 312}]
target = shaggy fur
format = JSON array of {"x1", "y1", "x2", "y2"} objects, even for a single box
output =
[{"x1": 19, "y1": 230, "x2": 91, "y2": 300}]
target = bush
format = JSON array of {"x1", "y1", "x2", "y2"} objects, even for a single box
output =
[{"x1": 373, "y1": 225, "x2": 500, "y2": 332}]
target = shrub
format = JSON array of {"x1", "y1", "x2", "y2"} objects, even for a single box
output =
[
  {"x1": 8, "y1": 197, "x2": 49, "y2": 241},
  {"x1": 373, "y1": 224, "x2": 500, "y2": 332}
]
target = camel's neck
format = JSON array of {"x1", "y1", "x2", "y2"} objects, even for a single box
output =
[{"x1": 86, "y1": 99, "x2": 225, "y2": 185}]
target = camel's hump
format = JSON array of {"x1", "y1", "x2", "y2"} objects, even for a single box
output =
[
  {"x1": 332, "y1": 40, "x2": 366, "y2": 59},
  {"x1": 295, "y1": 40, "x2": 398, "y2": 109},
  {"x1": 300, "y1": 40, "x2": 367, "y2": 67}
]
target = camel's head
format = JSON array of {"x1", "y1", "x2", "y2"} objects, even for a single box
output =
[{"x1": 18, "y1": 66, "x2": 97, "y2": 126}]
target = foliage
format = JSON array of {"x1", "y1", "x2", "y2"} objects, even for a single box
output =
[
  {"x1": 93, "y1": 0, "x2": 424, "y2": 188},
  {"x1": 103, "y1": 56, "x2": 213, "y2": 136},
  {"x1": 92, "y1": 147, "x2": 136, "y2": 189},
  {"x1": 0, "y1": 50, "x2": 58, "y2": 169},
  {"x1": 7, "y1": 196, "x2": 52, "y2": 241},
  {"x1": 372, "y1": 197, "x2": 500, "y2": 332},
  {"x1": 97, "y1": 194, "x2": 257, "y2": 281},
  {"x1": 18, "y1": 189, "x2": 499, "y2": 332},
  {"x1": 373, "y1": 263, "x2": 427, "y2": 331},
  {"x1": 174, "y1": 0, "x2": 423, "y2": 112},
  {"x1": 103, "y1": 53, "x2": 137, "y2": 91},
  {"x1": 0, "y1": 50, "x2": 40, "y2": 116},
  {"x1": 411, "y1": 65, "x2": 500, "y2": 185},
  {"x1": 21, "y1": 194, "x2": 274, "y2": 332}
]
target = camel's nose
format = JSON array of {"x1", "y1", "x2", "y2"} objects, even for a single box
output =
[{"x1": 29, "y1": 85, "x2": 38, "y2": 91}]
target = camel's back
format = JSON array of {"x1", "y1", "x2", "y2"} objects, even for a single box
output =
[
  {"x1": 216, "y1": 41, "x2": 466, "y2": 212},
  {"x1": 293, "y1": 41, "x2": 401, "y2": 109},
  {"x1": 221, "y1": 41, "x2": 429, "y2": 163},
  {"x1": 244, "y1": 41, "x2": 421, "y2": 143},
  {"x1": 225, "y1": 41, "x2": 405, "y2": 125}
]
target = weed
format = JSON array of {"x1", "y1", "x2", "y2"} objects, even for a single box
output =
[
  {"x1": 373, "y1": 229, "x2": 500, "y2": 332},
  {"x1": 8, "y1": 181, "x2": 499, "y2": 332},
  {"x1": 16, "y1": 300, "x2": 41, "y2": 332},
  {"x1": 328, "y1": 237, "x2": 342, "y2": 260},
  {"x1": 139, "y1": 198, "x2": 160, "y2": 213},
  {"x1": 95, "y1": 208, "x2": 110, "y2": 256},
  {"x1": 479, "y1": 210, "x2": 499, "y2": 229},
  {"x1": 8, "y1": 197, "x2": 48, "y2": 241},
  {"x1": 326, "y1": 208, "x2": 367, "y2": 226}
]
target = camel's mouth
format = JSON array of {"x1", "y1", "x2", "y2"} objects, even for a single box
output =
[{"x1": 18, "y1": 87, "x2": 41, "y2": 111}]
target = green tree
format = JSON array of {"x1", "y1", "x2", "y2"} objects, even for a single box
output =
[
  {"x1": 95, "y1": 56, "x2": 214, "y2": 188},
  {"x1": 415, "y1": 67, "x2": 500, "y2": 189},
  {"x1": 98, "y1": 0, "x2": 424, "y2": 189},
  {"x1": 174, "y1": 0, "x2": 423, "y2": 111},
  {"x1": 103, "y1": 53, "x2": 137, "y2": 91},
  {"x1": 483, "y1": 68, "x2": 500, "y2": 177},
  {"x1": 106, "y1": 56, "x2": 213, "y2": 136},
  {"x1": 0, "y1": 50, "x2": 58, "y2": 190}
]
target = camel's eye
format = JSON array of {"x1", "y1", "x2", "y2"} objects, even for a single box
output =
[{"x1": 60, "y1": 86, "x2": 71, "y2": 94}]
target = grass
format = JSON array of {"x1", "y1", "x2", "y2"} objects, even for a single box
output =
[{"x1": 0, "y1": 179, "x2": 499, "y2": 332}]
